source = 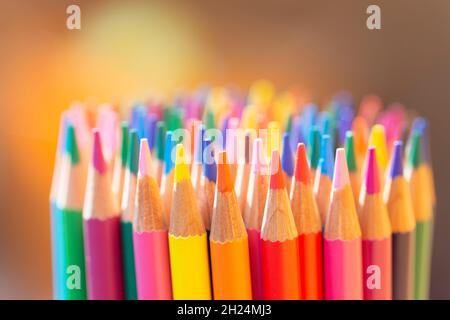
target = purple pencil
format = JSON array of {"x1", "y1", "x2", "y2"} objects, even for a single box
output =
[{"x1": 83, "y1": 129, "x2": 124, "y2": 300}]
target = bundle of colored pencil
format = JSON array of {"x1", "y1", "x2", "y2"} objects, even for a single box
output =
[{"x1": 50, "y1": 81, "x2": 436, "y2": 300}]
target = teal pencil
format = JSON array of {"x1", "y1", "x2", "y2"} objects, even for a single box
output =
[{"x1": 120, "y1": 129, "x2": 139, "y2": 299}]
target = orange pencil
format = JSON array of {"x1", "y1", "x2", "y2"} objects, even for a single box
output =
[
  {"x1": 261, "y1": 150, "x2": 300, "y2": 300},
  {"x1": 243, "y1": 138, "x2": 268, "y2": 300},
  {"x1": 290, "y1": 143, "x2": 323, "y2": 300},
  {"x1": 210, "y1": 151, "x2": 252, "y2": 300}
]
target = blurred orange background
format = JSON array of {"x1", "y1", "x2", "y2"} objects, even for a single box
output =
[{"x1": 0, "y1": 0, "x2": 449, "y2": 299}]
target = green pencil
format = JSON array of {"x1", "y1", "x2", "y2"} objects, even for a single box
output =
[
  {"x1": 120, "y1": 129, "x2": 139, "y2": 299},
  {"x1": 55, "y1": 123, "x2": 87, "y2": 299}
]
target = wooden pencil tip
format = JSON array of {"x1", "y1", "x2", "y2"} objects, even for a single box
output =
[
  {"x1": 217, "y1": 151, "x2": 233, "y2": 192},
  {"x1": 174, "y1": 143, "x2": 190, "y2": 183},
  {"x1": 366, "y1": 147, "x2": 380, "y2": 194},
  {"x1": 269, "y1": 150, "x2": 285, "y2": 189},
  {"x1": 332, "y1": 148, "x2": 350, "y2": 190},
  {"x1": 92, "y1": 129, "x2": 107, "y2": 174},
  {"x1": 294, "y1": 143, "x2": 310, "y2": 184},
  {"x1": 138, "y1": 138, "x2": 152, "y2": 177}
]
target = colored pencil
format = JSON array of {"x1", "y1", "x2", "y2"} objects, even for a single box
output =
[
  {"x1": 160, "y1": 131, "x2": 174, "y2": 227},
  {"x1": 243, "y1": 138, "x2": 268, "y2": 300},
  {"x1": 345, "y1": 131, "x2": 360, "y2": 208},
  {"x1": 226, "y1": 117, "x2": 240, "y2": 182},
  {"x1": 235, "y1": 131, "x2": 252, "y2": 214},
  {"x1": 197, "y1": 138, "x2": 216, "y2": 231},
  {"x1": 168, "y1": 144, "x2": 212, "y2": 299},
  {"x1": 153, "y1": 121, "x2": 166, "y2": 186},
  {"x1": 314, "y1": 134, "x2": 334, "y2": 226},
  {"x1": 112, "y1": 121, "x2": 129, "y2": 203},
  {"x1": 83, "y1": 130, "x2": 123, "y2": 300},
  {"x1": 261, "y1": 150, "x2": 300, "y2": 300},
  {"x1": 119, "y1": 129, "x2": 138, "y2": 300},
  {"x1": 384, "y1": 141, "x2": 416, "y2": 300},
  {"x1": 50, "y1": 112, "x2": 68, "y2": 299},
  {"x1": 290, "y1": 143, "x2": 323, "y2": 300},
  {"x1": 281, "y1": 132, "x2": 294, "y2": 193},
  {"x1": 324, "y1": 148, "x2": 362, "y2": 300},
  {"x1": 351, "y1": 116, "x2": 368, "y2": 175},
  {"x1": 359, "y1": 147, "x2": 392, "y2": 300},
  {"x1": 133, "y1": 139, "x2": 172, "y2": 300},
  {"x1": 191, "y1": 122, "x2": 204, "y2": 192},
  {"x1": 210, "y1": 151, "x2": 252, "y2": 299},
  {"x1": 406, "y1": 132, "x2": 434, "y2": 300},
  {"x1": 54, "y1": 122, "x2": 87, "y2": 299},
  {"x1": 308, "y1": 126, "x2": 320, "y2": 179}
]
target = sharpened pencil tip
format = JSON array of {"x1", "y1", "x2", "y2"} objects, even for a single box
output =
[
  {"x1": 65, "y1": 123, "x2": 80, "y2": 165},
  {"x1": 281, "y1": 133, "x2": 294, "y2": 177},
  {"x1": 217, "y1": 151, "x2": 233, "y2": 192},
  {"x1": 345, "y1": 131, "x2": 357, "y2": 173},
  {"x1": 127, "y1": 129, "x2": 139, "y2": 175},
  {"x1": 138, "y1": 138, "x2": 152, "y2": 177},
  {"x1": 92, "y1": 129, "x2": 107, "y2": 174},
  {"x1": 390, "y1": 140, "x2": 404, "y2": 179},
  {"x1": 202, "y1": 138, "x2": 216, "y2": 182},
  {"x1": 294, "y1": 143, "x2": 310, "y2": 184},
  {"x1": 163, "y1": 131, "x2": 174, "y2": 175},
  {"x1": 332, "y1": 148, "x2": 350, "y2": 190},
  {"x1": 174, "y1": 143, "x2": 190, "y2": 183},
  {"x1": 269, "y1": 150, "x2": 285, "y2": 189},
  {"x1": 366, "y1": 147, "x2": 380, "y2": 194},
  {"x1": 369, "y1": 124, "x2": 388, "y2": 168}
]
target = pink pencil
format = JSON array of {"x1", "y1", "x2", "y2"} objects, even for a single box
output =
[
  {"x1": 243, "y1": 138, "x2": 268, "y2": 300},
  {"x1": 324, "y1": 148, "x2": 363, "y2": 300},
  {"x1": 83, "y1": 130, "x2": 124, "y2": 300},
  {"x1": 133, "y1": 139, "x2": 172, "y2": 300},
  {"x1": 359, "y1": 147, "x2": 392, "y2": 299}
]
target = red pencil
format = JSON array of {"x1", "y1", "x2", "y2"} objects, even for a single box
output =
[
  {"x1": 290, "y1": 143, "x2": 323, "y2": 300},
  {"x1": 261, "y1": 150, "x2": 300, "y2": 300}
]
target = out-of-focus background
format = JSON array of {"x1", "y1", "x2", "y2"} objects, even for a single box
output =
[{"x1": 0, "y1": 0, "x2": 449, "y2": 299}]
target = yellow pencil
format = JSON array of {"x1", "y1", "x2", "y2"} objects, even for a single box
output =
[{"x1": 168, "y1": 144, "x2": 212, "y2": 300}]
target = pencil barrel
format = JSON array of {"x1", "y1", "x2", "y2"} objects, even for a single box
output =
[
  {"x1": 133, "y1": 231, "x2": 172, "y2": 300},
  {"x1": 247, "y1": 229, "x2": 264, "y2": 300},
  {"x1": 120, "y1": 221, "x2": 137, "y2": 300},
  {"x1": 324, "y1": 238, "x2": 363, "y2": 300},
  {"x1": 52, "y1": 207, "x2": 87, "y2": 299},
  {"x1": 210, "y1": 237, "x2": 252, "y2": 300},
  {"x1": 168, "y1": 233, "x2": 211, "y2": 300},
  {"x1": 298, "y1": 232, "x2": 323, "y2": 300},
  {"x1": 393, "y1": 231, "x2": 416, "y2": 300},
  {"x1": 362, "y1": 238, "x2": 392, "y2": 300},
  {"x1": 261, "y1": 238, "x2": 301, "y2": 300},
  {"x1": 414, "y1": 220, "x2": 433, "y2": 300},
  {"x1": 84, "y1": 216, "x2": 124, "y2": 300}
]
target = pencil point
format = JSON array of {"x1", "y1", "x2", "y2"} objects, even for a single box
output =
[
  {"x1": 139, "y1": 138, "x2": 152, "y2": 177},
  {"x1": 92, "y1": 129, "x2": 107, "y2": 174},
  {"x1": 155, "y1": 121, "x2": 166, "y2": 161},
  {"x1": 163, "y1": 131, "x2": 174, "y2": 175},
  {"x1": 269, "y1": 150, "x2": 285, "y2": 189},
  {"x1": 195, "y1": 123, "x2": 205, "y2": 163},
  {"x1": 127, "y1": 129, "x2": 139, "y2": 175},
  {"x1": 345, "y1": 131, "x2": 357, "y2": 173},
  {"x1": 294, "y1": 143, "x2": 310, "y2": 184},
  {"x1": 408, "y1": 132, "x2": 421, "y2": 169},
  {"x1": 174, "y1": 143, "x2": 190, "y2": 183},
  {"x1": 217, "y1": 151, "x2": 233, "y2": 192},
  {"x1": 281, "y1": 133, "x2": 294, "y2": 177},
  {"x1": 120, "y1": 121, "x2": 129, "y2": 165},
  {"x1": 65, "y1": 123, "x2": 80, "y2": 165},
  {"x1": 369, "y1": 124, "x2": 388, "y2": 168},
  {"x1": 202, "y1": 138, "x2": 216, "y2": 182},
  {"x1": 332, "y1": 148, "x2": 350, "y2": 190},
  {"x1": 366, "y1": 147, "x2": 380, "y2": 194},
  {"x1": 319, "y1": 134, "x2": 334, "y2": 178},
  {"x1": 390, "y1": 141, "x2": 404, "y2": 178},
  {"x1": 144, "y1": 114, "x2": 157, "y2": 150},
  {"x1": 308, "y1": 126, "x2": 320, "y2": 170}
]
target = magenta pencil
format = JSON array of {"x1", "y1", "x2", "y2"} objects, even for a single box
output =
[
  {"x1": 133, "y1": 139, "x2": 172, "y2": 300},
  {"x1": 324, "y1": 148, "x2": 363, "y2": 300},
  {"x1": 359, "y1": 147, "x2": 392, "y2": 300},
  {"x1": 83, "y1": 129, "x2": 124, "y2": 300}
]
